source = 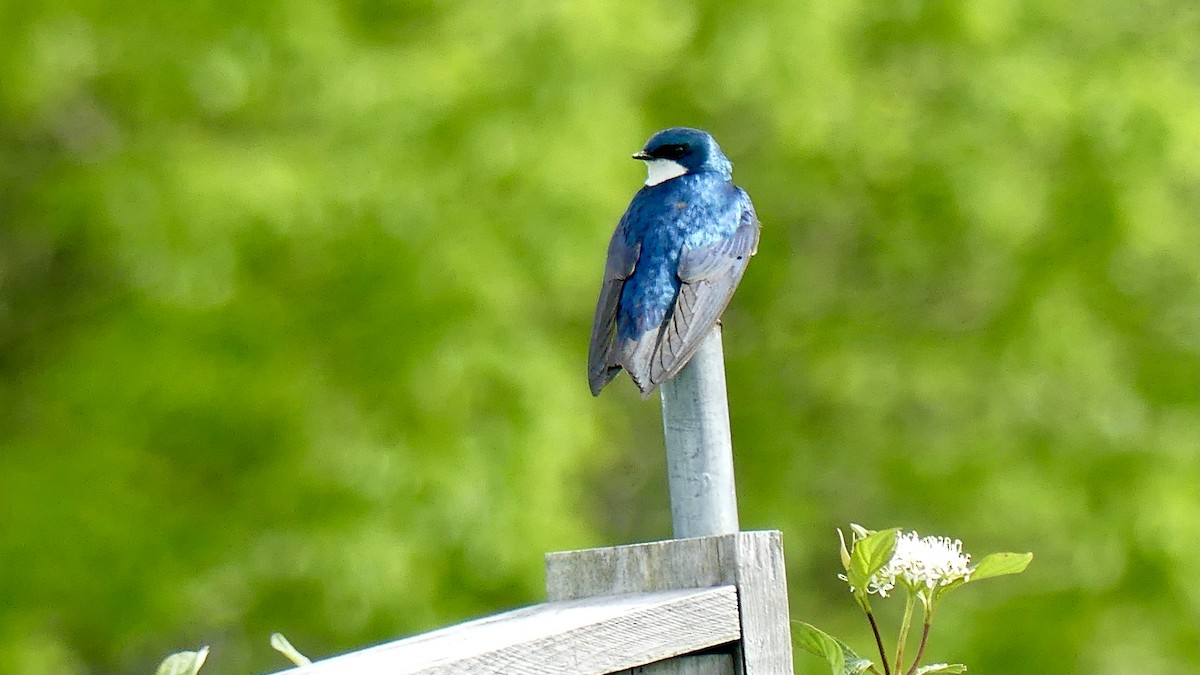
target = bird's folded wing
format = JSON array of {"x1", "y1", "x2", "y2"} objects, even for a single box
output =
[
  {"x1": 648, "y1": 206, "x2": 759, "y2": 389},
  {"x1": 588, "y1": 230, "x2": 640, "y2": 395}
]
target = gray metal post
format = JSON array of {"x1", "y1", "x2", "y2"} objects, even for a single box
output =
[{"x1": 660, "y1": 326, "x2": 739, "y2": 539}]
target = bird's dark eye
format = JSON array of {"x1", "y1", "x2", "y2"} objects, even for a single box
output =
[{"x1": 654, "y1": 144, "x2": 689, "y2": 160}]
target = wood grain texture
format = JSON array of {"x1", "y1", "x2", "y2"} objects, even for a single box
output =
[
  {"x1": 546, "y1": 532, "x2": 793, "y2": 674},
  {"x1": 266, "y1": 587, "x2": 739, "y2": 675},
  {"x1": 729, "y1": 532, "x2": 793, "y2": 673},
  {"x1": 659, "y1": 326, "x2": 739, "y2": 539},
  {"x1": 621, "y1": 653, "x2": 738, "y2": 674}
]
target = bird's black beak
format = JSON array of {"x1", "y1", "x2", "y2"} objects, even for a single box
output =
[{"x1": 631, "y1": 150, "x2": 652, "y2": 160}]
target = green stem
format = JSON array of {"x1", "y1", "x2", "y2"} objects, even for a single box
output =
[
  {"x1": 903, "y1": 621, "x2": 932, "y2": 675},
  {"x1": 866, "y1": 610, "x2": 891, "y2": 675},
  {"x1": 894, "y1": 593, "x2": 917, "y2": 673}
]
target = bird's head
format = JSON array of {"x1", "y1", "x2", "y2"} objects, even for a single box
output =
[{"x1": 633, "y1": 127, "x2": 733, "y2": 187}]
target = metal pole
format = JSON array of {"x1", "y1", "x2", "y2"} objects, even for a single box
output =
[{"x1": 660, "y1": 326, "x2": 740, "y2": 539}]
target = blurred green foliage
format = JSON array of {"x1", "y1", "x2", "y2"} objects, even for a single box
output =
[{"x1": 1, "y1": 0, "x2": 1197, "y2": 673}]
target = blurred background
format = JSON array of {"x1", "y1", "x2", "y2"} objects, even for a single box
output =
[{"x1": 2, "y1": 0, "x2": 1197, "y2": 673}]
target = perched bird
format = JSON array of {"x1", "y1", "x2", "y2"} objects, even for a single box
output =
[{"x1": 588, "y1": 127, "x2": 760, "y2": 398}]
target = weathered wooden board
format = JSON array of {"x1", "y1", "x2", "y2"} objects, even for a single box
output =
[
  {"x1": 546, "y1": 531, "x2": 793, "y2": 674},
  {"x1": 268, "y1": 586, "x2": 740, "y2": 675},
  {"x1": 627, "y1": 654, "x2": 737, "y2": 674}
]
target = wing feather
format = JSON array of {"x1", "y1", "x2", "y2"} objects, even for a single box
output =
[
  {"x1": 645, "y1": 204, "x2": 759, "y2": 392},
  {"x1": 587, "y1": 225, "x2": 640, "y2": 395}
]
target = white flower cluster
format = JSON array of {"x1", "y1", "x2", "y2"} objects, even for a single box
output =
[{"x1": 845, "y1": 530, "x2": 975, "y2": 598}]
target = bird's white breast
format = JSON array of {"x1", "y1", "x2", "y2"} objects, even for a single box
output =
[{"x1": 643, "y1": 159, "x2": 688, "y2": 186}]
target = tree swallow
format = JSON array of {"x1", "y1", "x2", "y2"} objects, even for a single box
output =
[{"x1": 588, "y1": 127, "x2": 760, "y2": 398}]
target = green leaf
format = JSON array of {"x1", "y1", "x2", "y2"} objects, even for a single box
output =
[
  {"x1": 155, "y1": 647, "x2": 209, "y2": 675},
  {"x1": 849, "y1": 523, "x2": 872, "y2": 539},
  {"x1": 794, "y1": 621, "x2": 876, "y2": 675},
  {"x1": 935, "y1": 552, "x2": 1033, "y2": 602},
  {"x1": 270, "y1": 632, "x2": 312, "y2": 667},
  {"x1": 915, "y1": 663, "x2": 967, "y2": 674},
  {"x1": 848, "y1": 527, "x2": 899, "y2": 592},
  {"x1": 794, "y1": 621, "x2": 846, "y2": 675},
  {"x1": 833, "y1": 635, "x2": 873, "y2": 675},
  {"x1": 971, "y1": 552, "x2": 1033, "y2": 582},
  {"x1": 932, "y1": 575, "x2": 969, "y2": 602},
  {"x1": 843, "y1": 652, "x2": 874, "y2": 675}
]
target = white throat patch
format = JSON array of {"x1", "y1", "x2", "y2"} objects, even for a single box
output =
[{"x1": 643, "y1": 159, "x2": 688, "y2": 186}]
